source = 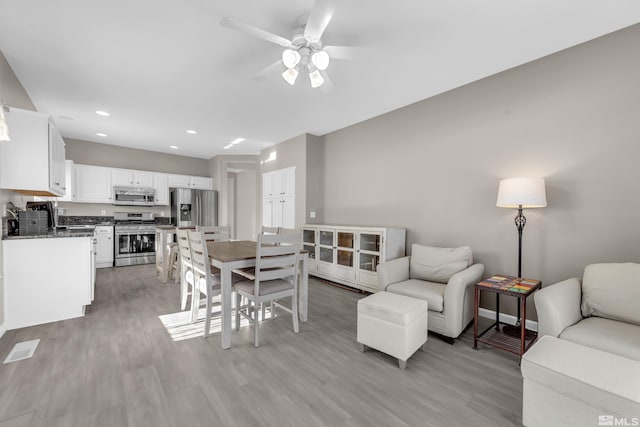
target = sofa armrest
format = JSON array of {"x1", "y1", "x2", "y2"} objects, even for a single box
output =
[
  {"x1": 377, "y1": 256, "x2": 410, "y2": 291},
  {"x1": 534, "y1": 277, "x2": 583, "y2": 338},
  {"x1": 443, "y1": 263, "x2": 485, "y2": 337}
]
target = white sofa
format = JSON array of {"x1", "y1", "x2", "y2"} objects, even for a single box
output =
[
  {"x1": 521, "y1": 263, "x2": 640, "y2": 426},
  {"x1": 377, "y1": 244, "x2": 485, "y2": 342}
]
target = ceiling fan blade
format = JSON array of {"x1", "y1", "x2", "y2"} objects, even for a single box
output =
[
  {"x1": 319, "y1": 70, "x2": 334, "y2": 92},
  {"x1": 253, "y1": 60, "x2": 283, "y2": 82},
  {"x1": 220, "y1": 17, "x2": 292, "y2": 48},
  {"x1": 324, "y1": 45, "x2": 373, "y2": 60},
  {"x1": 304, "y1": 0, "x2": 341, "y2": 43}
]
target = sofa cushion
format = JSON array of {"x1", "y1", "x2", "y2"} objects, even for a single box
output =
[
  {"x1": 386, "y1": 279, "x2": 445, "y2": 312},
  {"x1": 559, "y1": 317, "x2": 640, "y2": 362},
  {"x1": 409, "y1": 244, "x2": 473, "y2": 284},
  {"x1": 581, "y1": 263, "x2": 640, "y2": 326}
]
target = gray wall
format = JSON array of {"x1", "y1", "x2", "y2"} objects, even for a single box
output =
[
  {"x1": 320, "y1": 24, "x2": 640, "y2": 318},
  {"x1": 65, "y1": 139, "x2": 210, "y2": 175},
  {"x1": 61, "y1": 138, "x2": 212, "y2": 216},
  {"x1": 0, "y1": 50, "x2": 37, "y2": 330},
  {"x1": 236, "y1": 169, "x2": 257, "y2": 240}
]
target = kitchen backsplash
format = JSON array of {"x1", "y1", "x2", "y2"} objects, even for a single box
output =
[{"x1": 59, "y1": 216, "x2": 171, "y2": 225}]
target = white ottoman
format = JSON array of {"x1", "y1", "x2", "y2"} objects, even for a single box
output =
[{"x1": 357, "y1": 291, "x2": 429, "y2": 369}]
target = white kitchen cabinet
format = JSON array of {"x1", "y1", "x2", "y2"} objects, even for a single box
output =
[
  {"x1": 3, "y1": 236, "x2": 94, "y2": 330},
  {"x1": 302, "y1": 225, "x2": 406, "y2": 293},
  {"x1": 168, "y1": 174, "x2": 212, "y2": 190},
  {"x1": 153, "y1": 173, "x2": 169, "y2": 205},
  {"x1": 0, "y1": 107, "x2": 66, "y2": 196},
  {"x1": 262, "y1": 167, "x2": 295, "y2": 229},
  {"x1": 95, "y1": 225, "x2": 114, "y2": 268},
  {"x1": 112, "y1": 169, "x2": 153, "y2": 187},
  {"x1": 263, "y1": 195, "x2": 295, "y2": 229},
  {"x1": 74, "y1": 164, "x2": 113, "y2": 203}
]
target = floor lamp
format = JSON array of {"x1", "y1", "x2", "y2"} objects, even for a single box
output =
[{"x1": 496, "y1": 177, "x2": 547, "y2": 334}]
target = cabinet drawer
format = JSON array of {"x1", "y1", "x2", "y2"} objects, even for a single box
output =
[
  {"x1": 334, "y1": 265, "x2": 356, "y2": 283},
  {"x1": 358, "y1": 270, "x2": 378, "y2": 289}
]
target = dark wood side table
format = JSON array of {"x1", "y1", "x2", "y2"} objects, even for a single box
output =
[{"x1": 473, "y1": 275, "x2": 542, "y2": 357}]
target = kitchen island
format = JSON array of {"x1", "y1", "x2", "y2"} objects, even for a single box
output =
[{"x1": 2, "y1": 231, "x2": 95, "y2": 330}]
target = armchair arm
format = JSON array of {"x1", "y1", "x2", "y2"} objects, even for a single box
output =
[
  {"x1": 377, "y1": 256, "x2": 410, "y2": 291},
  {"x1": 443, "y1": 263, "x2": 485, "y2": 337},
  {"x1": 534, "y1": 277, "x2": 583, "y2": 338}
]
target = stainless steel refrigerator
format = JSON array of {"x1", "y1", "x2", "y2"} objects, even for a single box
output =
[{"x1": 170, "y1": 188, "x2": 218, "y2": 227}]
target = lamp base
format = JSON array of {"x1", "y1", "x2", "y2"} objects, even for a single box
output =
[{"x1": 502, "y1": 324, "x2": 536, "y2": 339}]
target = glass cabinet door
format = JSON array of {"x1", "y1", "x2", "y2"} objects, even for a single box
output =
[
  {"x1": 319, "y1": 230, "x2": 334, "y2": 246},
  {"x1": 359, "y1": 253, "x2": 380, "y2": 272},
  {"x1": 359, "y1": 233, "x2": 381, "y2": 252},
  {"x1": 337, "y1": 232, "x2": 354, "y2": 249},
  {"x1": 303, "y1": 229, "x2": 316, "y2": 244},
  {"x1": 319, "y1": 247, "x2": 334, "y2": 263}
]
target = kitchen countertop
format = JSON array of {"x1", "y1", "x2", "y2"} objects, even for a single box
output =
[{"x1": 3, "y1": 229, "x2": 96, "y2": 240}]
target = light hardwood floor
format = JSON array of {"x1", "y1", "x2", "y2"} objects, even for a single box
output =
[{"x1": 0, "y1": 265, "x2": 524, "y2": 426}]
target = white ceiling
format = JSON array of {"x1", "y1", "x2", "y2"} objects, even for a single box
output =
[{"x1": 1, "y1": 1, "x2": 639, "y2": 159}]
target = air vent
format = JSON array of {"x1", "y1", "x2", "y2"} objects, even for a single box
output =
[{"x1": 3, "y1": 339, "x2": 40, "y2": 364}]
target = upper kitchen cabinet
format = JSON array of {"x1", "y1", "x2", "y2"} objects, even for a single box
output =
[
  {"x1": 153, "y1": 173, "x2": 169, "y2": 205},
  {"x1": 112, "y1": 169, "x2": 154, "y2": 187},
  {"x1": 0, "y1": 107, "x2": 66, "y2": 196},
  {"x1": 168, "y1": 174, "x2": 212, "y2": 190},
  {"x1": 74, "y1": 164, "x2": 112, "y2": 203}
]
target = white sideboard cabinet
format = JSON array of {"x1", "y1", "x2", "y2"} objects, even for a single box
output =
[{"x1": 302, "y1": 225, "x2": 406, "y2": 293}]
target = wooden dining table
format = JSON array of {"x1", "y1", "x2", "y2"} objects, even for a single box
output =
[{"x1": 206, "y1": 240, "x2": 309, "y2": 349}]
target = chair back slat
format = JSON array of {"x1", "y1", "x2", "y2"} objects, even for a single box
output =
[
  {"x1": 197, "y1": 225, "x2": 230, "y2": 242},
  {"x1": 261, "y1": 226, "x2": 281, "y2": 235},
  {"x1": 254, "y1": 232, "x2": 302, "y2": 291},
  {"x1": 177, "y1": 228, "x2": 192, "y2": 265},
  {"x1": 187, "y1": 230, "x2": 210, "y2": 277}
]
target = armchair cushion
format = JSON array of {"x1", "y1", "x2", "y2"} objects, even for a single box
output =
[
  {"x1": 386, "y1": 279, "x2": 445, "y2": 312},
  {"x1": 581, "y1": 263, "x2": 640, "y2": 326},
  {"x1": 409, "y1": 244, "x2": 473, "y2": 283},
  {"x1": 559, "y1": 317, "x2": 640, "y2": 362}
]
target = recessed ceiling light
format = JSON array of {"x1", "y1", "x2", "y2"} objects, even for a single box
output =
[
  {"x1": 230, "y1": 137, "x2": 245, "y2": 145},
  {"x1": 223, "y1": 144, "x2": 233, "y2": 149},
  {"x1": 95, "y1": 110, "x2": 110, "y2": 117},
  {"x1": 169, "y1": 145, "x2": 179, "y2": 149},
  {"x1": 186, "y1": 130, "x2": 197, "y2": 135},
  {"x1": 96, "y1": 132, "x2": 107, "y2": 137}
]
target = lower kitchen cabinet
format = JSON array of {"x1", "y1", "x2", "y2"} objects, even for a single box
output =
[
  {"x1": 2, "y1": 236, "x2": 94, "y2": 330},
  {"x1": 302, "y1": 225, "x2": 406, "y2": 293}
]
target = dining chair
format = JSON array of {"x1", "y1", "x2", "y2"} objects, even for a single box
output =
[
  {"x1": 234, "y1": 231, "x2": 302, "y2": 347},
  {"x1": 187, "y1": 229, "x2": 225, "y2": 337},
  {"x1": 176, "y1": 228, "x2": 195, "y2": 311},
  {"x1": 197, "y1": 225, "x2": 230, "y2": 242},
  {"x1": 261, "y1": 226, "x2": 281, "y2": 235}
]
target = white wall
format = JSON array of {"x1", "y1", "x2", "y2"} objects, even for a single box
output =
[
  {"x1": 319, "y1": 24, "x2": 640, "y2": 317},
  {"x1": 236, "y1": 169, "x2": 257, "y2": 240}
]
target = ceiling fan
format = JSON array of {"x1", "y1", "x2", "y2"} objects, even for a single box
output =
[{"x1": 220, "y1": 0, "x2": 359, "y2": 89}]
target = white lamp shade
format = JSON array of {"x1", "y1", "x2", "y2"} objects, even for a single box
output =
[
  {"x1": 309, "y1": 69, "x2": 324, "y2": 88},
  {"x1": 311, "y1": 50, "x2": 330, "y2": 71},
  {"x1": 282, "y1": 49, "x2": 301, "y2": 69},
  {"x1": 496, "y1": 177, "x2": 547, "y2": 208},
  {"x1": 281, "y1": 67, "x2": 299, "y2": 85}
]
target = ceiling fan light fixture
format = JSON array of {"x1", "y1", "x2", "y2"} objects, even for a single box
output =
[
  {"x1": 311, "y1": 50, "x2": 330, "y2": 71},
  {"x1": 282, "y1": 49, "x2": 301, "y2": 69},
  {"x1": 282, "y1": 67, "x2": 299, "y2": 86},
  {"x1": 309, "y1": 69, "x2": 324, "y2": 88}
]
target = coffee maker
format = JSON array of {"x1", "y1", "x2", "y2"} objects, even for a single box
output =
[{"x1": 25, "y1": 201, "x2": 58, "y2": 229}]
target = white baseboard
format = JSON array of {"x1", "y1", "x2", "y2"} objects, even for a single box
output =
[{"x1": 478, "y1": 308, "x2": 538, "y2": 332}]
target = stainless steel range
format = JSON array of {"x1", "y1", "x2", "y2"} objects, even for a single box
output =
[{"x1": 114, "y1": 212, "x2": 156, "y2": 267}]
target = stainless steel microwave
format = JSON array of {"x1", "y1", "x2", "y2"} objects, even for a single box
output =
[{"x1": 113, "y1": 186, "x2": 155, "y2": 206}]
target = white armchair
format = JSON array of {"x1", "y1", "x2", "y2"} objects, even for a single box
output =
[{"x1": 377, "y1": 244, "x2": 485, "y2": 342}]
